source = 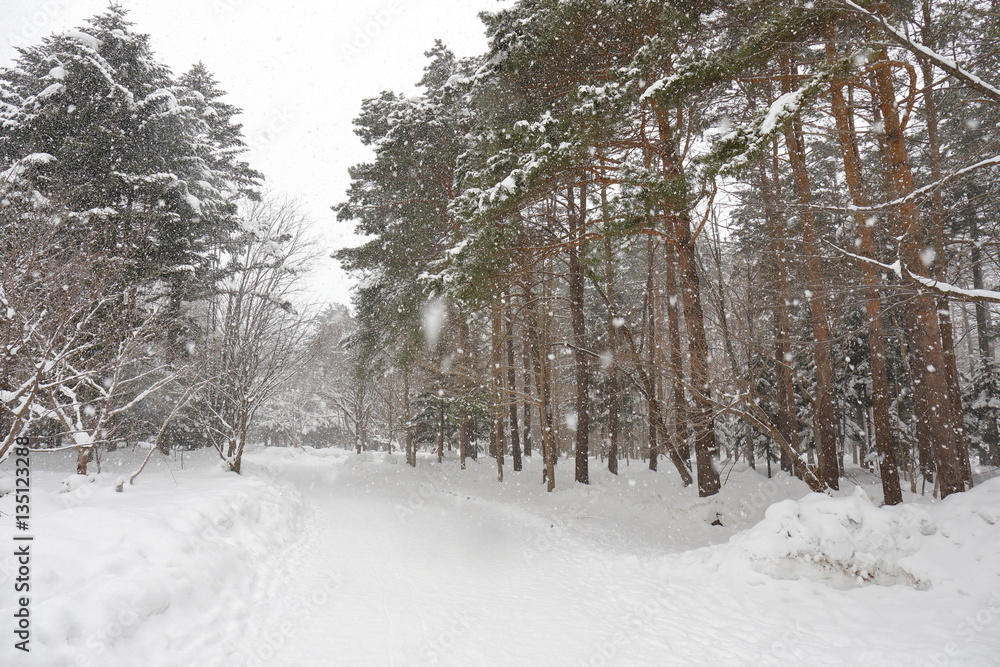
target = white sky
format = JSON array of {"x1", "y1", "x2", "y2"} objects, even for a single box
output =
[{"x1": 1, "y1": 0, "x2": 508, "y2": 307}]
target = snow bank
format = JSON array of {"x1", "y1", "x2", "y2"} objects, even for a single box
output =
[
  {"x1": 719, "y1": 479, "x2": 1000, "y2": 590},
  {"x1": 0, "y1": 449, "x2": 306, "y2": 667}
]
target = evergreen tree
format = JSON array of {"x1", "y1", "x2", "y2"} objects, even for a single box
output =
[{"x1": 0, "y1": 6, "x2": 260, "y2": 297}]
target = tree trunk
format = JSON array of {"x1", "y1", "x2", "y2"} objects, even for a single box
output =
[
  {"x1": 664, "y1": 236, "x2": 690, "y2": 463},
  {"x1": 603, "y1": 187, "x2": 621, "y2": 475},
  {"x1": 825, "y1": 33, "x2": 902, "y2": 504},
  {"x1": 506, "y1": 303, "x2": 523, "y2": 472},
  {"x1": 780, "y1": 57, "x2": 839, "y2": 491},
  {"x1": 654, "y1": 108, "x2": 721, "y2": 497},
  {"x1": 76, "y1": 446, "x2": 89, "y2": 475},
  {"x1": 916, "y1": 9, "x2": 973, "y2": 487},
  {"x1": 568, "y1": 185, "x2": 590, "y2": 484},
  {"x1": 871, "y1": 40, "x2": 965, "y2": 497},
  {"x1": 437, "y1": 397, "x2": 445, "y2": 464},
  {"x1": 972, "y1": 239, "x2": 993, "y2": 360},
  {"x1": 646, "y1": 236, "x2": 660, "y2": 472},
  {"x1": 972, "y1": 237, "x2": 1000, "y2": 466},
  {"x1": 404, "y1": 371, "x2": 415, "y2": 467},
  {"x1": 526, "y1": 282, "x2": 556, "y2": 491},
  {"x1": 759, "y1": 143, "x2": 799, "y2": 475},
  {"x1": 521, "y1": 322, "x2": 534, "y2": 459},
  {"x1": 491, "y1": 299, "x2": 505, "y2": 482},
  {"x1": 459, "y1": 315, "x2": 471, "y2": 469}
]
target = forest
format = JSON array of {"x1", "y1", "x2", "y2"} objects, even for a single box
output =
[
  {"x1": 2, "y1": 1, "x2": 999, "y2": 499},
  {"x1": 2, "y1": 1, "x2": 1000, "y2": 664},
  {"x1": 0, "y1": 6, "x2": 346, "y2": 478},
  {"x1": 333, "y1": 0, "x2": 1000, "y2": 504}
]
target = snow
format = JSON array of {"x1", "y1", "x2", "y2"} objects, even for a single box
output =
[
  {"x1": 0, "y1": 152, "x2": 54, "y2": 186},
  {"x1": 839, "y1": 0, "x2": 1000, "y2": 103},
  {"x1": 2, "y1": 447, "x2": 998, "y2": 666},
  {"x1": 759, "y1": 91, "x2": 801, "y2": 135},
  {"x1": 145, "y1": 88, "x2": 179, "y2": 111},
  {"x1": 836, "y1": 245, "x2": 1000, "y2": 305},
  {"x1": 499, "y1": 173, "x2": 517, "y2": 193},
  {"x1": 846, "y1": 154, "x2": 1000, "y2": 212},
  {"x1": 638, "y1": 74, "x2": 677, "y2": 103},
  {"x1": 421, "y1": 297, "x2": 448, "y2": 349},
  {"x1": 722, "y1": 487, "x2": 936, "y2": 589},
  {"x1": 64, "y1": 31, "x2": 103, "y2": 51},
  {"x1": 710, "y1": 66, "x2": 835, "y2": 176},
  {"x1": 35, "y1": 83, "x2": 64, "y2": 100},
  {"x1": 184, "y1": 192, "x2": 203, "y2": 214},
  {"x1": 0, "y1": 448, "x2": 305, "y2": 666},
  {"x1": 71, "y1": 431, "x2": 94, "y2": 447}
]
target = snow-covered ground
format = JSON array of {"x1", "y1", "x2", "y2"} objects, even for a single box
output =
[{"x1": 1, "y1": 446, "x2": 998, "y2": 666}]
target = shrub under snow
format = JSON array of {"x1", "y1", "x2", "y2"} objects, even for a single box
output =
[{"x1": 723, "y1": 479, "x2": 1000, "y2": 590}]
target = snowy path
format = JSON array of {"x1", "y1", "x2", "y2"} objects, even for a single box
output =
[
  {"x1": 1, "y1": 447, "x2": 997, "y2": 666},
  {"x1": 254, "y1": 453, "x2": 664, "y2": 666},
  {"x1": 245, "y1": 449, "x2": 1000, "y2": 666}
]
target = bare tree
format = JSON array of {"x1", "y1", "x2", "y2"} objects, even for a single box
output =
[
  {"x1": 0, "y1": 185, "x2": 190, "y2": 467},
  {"x1": 194, "y1": 199, "x2": 315, "y2": 473}
]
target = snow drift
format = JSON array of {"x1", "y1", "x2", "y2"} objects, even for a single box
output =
[{"x1": 720, "y1": 478, "x2": 1000, "y2": 591}]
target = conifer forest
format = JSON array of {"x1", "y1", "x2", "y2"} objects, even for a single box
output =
[{"x1": 1, "y1": 2, "x2": 1000, "y2": 665}]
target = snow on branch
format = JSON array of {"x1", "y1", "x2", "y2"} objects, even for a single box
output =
[
  {"x1": 707, "y1": 60, "x2": 849, "y2": 177},
  {"x1": 829, "y1": 242, "x2": 1000, "y2": 304},
  {"x1": 837, "y1": 0, "x2": 1000, "y2": 104},
  {"x1": 821, "y1": 155, "x2": 1000, "y2": 212}
]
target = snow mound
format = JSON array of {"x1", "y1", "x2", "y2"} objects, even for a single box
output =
[
  {"x1": 59, "y1": 472, "x2": 97, "y2": 493},
  {"x1": 728, "y1": 488, "x2": 933, "y2": 588},
  {"x1": 0, "y1": 451, "x2": 307, "y2": 666},
  {"x1": 722, "y1": 480, "x2": 1000, "y2": 591}
]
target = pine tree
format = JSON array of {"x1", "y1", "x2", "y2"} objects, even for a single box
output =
[{"x1": 0, "y1": 6, "x2": 259, "y2": 297}]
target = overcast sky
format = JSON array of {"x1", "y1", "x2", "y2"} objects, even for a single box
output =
[{"x1": 1, "y1": 0, "x2": 508, "y2": 306}]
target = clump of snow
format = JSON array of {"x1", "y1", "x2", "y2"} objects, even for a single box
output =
[
  {"x1": 718, "y1": 479, "x2": 1000, "y2": 592},
  {"x1": 59, "y1": 472, "x2": 97, "y2": 494},
  {"x1": 64, "y1": 30, "x2": 102, "y2": 50},
  {"x1": 183, "y1": 192, "x2": 202, "y2": 214},
  {"x1": 726, "y1": 487, "x2": 933, "y2": 588},
  {"x1": 421, "y1": 297, "x2": 447, "y2": 349},
  {"x1": 36, "y1": 82, "x2": 64, "y2": 100},
  {"x1": 0, "y1": 475, "x2": 15, "y2": 496}
]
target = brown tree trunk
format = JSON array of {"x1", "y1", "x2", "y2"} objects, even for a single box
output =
[
  {"x1": 404, "y1": 371, "x2": 415, "y2": 467},
  {"x1": 506, "y1": 303, "x2": 523, "y2": 472},
  {"x1": 871, "y1": 40, "x2": 964, "y2": 497},
  {"x1": 971, "y1": 236, "x2": 1000, "y2": 466},
  {"x1": 568, "y1": 185, "x2": 590, "y2": 484},
  {"x1": 759, "y1": 144, "x2": 798, "y2": 475},
  {"x1": 938, "y1": 304, "x2": 972, "y2": 485},
  {"x1": 917, "y1": 7, "x2": 973, "y2": 486},
  {"x1": 526, "y1": 282, "x2": 556, "y2": 491},
  {"x1": 646, "y1": 236, "x2": 660, "y2": 472},
  {"x1": 76, "y1": 446, "x2": 89, "y2": 475},
  {"x1": 459, "y1": 316, "x2": 471, "y2": 470},
  {"x1": 663, "y1": 242, "x2": 689, "y2": 463},
  {"x1": 779, "y1": 57, "x2": 840, "y2": 491},
  {"x1": 437, "y1": 397, "x2": 445, "y2": 465},
  {"x1": 670, "y1": 214, "x2": 720, "y2": 496},
  {"x1": 521, "y1": 321, "x2": 534, "y2": 459},
  {"x1": 654, "y1": 108, "x2": 721, "y2": 497},
  {"x1": 825, "y1": 33, "x2": 902, "y2": 504},
  {"x1": 603, "y1": 188, "x2": 621, "y2": 475},
  {"x1": 491, "y1": 299, "x2": 505, "y2": 482},
  {"x1": 623, "y1": 317, "x2": 694, "y2": 487}
]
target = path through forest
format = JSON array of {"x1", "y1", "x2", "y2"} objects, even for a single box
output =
[{"x1": 248, "y1": 448, "x2": 996, "y2": 666}]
